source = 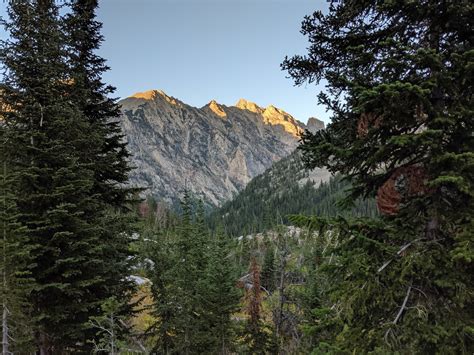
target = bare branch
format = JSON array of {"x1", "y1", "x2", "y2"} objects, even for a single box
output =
[
  {"x1": 378, "y1": 239, "x2": 423, "y2": 273},
  {"x1": 393, "y1": 285, "x2": 412, "y2": 324}
]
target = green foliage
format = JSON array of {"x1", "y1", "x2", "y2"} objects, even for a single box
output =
[
  {"x1": 200, "y1": 230, "x2": 241, "y2": 353},
  {"x1": 0, "y1": 158, "x2": 34, "y2": 352},
  {"x1": 0, "y1": 0, "x2": 135, "y2": 351},
  {"x1": 142, "y1": 194, "x2": 241, "y2": 354},
  {"x1": 209, "y1": 150, "x2": 378, "y2": 237},
  {"x1": 261, "y1": 244, "x2": 276, "y2": 294},
  {"x1": 283, "y1": 1, "x2": 474, "y2": 353}
]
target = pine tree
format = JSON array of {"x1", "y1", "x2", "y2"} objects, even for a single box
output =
[
  {"x1": 64, "y1": 0, "x2": 137, "y2": 330},
  {"x1": 1, "y1": 0, "x2": 134, "y2": 351},
  {"x1": 261, "y1": 243, "x2": 276, "y2": 294},
  {"x1": 200, "y1": 230, "x2": 241, "y2": 353},
  {"x1": 283, "y1": 1, "x2": 473, "y2": 353},
  {"x1": 64, "y1": 0, "x2": 133, "y2": 207},
  {"x1": 0, "y1": 148, "x2": 34, "y2": 353}
]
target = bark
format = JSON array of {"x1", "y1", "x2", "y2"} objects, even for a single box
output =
[{"x1": 2, "y1": 305, "x2": 8, "y2": 355}]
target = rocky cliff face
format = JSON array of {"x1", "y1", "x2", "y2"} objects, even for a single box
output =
[{"x1": 118, "y1": 89, "x2": 324, "y2": 206}]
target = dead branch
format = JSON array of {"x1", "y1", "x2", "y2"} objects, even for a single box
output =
[{"x1": 393, "y1": 285, "x2": 412, "y2": 324}]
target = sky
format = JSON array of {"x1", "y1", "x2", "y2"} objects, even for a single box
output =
[{"x1": 1, "y1": 0, "x2": 332, "y2": 124}]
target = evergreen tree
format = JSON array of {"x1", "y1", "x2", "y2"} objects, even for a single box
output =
[
  {"x1": 142, "y1": 214, "x2": 177, "y2": 354},
  {"x1": 172, "y1": 191, "x2": 207, "y2": 353},
  {"x1": 64, "y1": 0, "x2": 137, "y2": 329},
  {"x1": 64, "y1": 0, "x2": 132, "y2": 207},
  {"x1": 147, "y1": 192, "x2": 219, "y2": 354},
  {"x1": 261, "y1": 243, "x2": 276, "y2": 294},
  {"x1": 283, "y1": 1, "x2": 473, "y2": 352},
  {"x1": 1, "y1": 0, "x2": 135, "y2": 351},
  {"x1": 0, "y1": 149, "x2": 34, "y2": 352},
  {"x1": 200, "y1": 230, "x2": 241, "y2": 354}
]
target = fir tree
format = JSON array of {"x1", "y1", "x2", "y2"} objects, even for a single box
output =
[
  {"x1": 201, "y1": 230, "x2": 241, "y2": 354},
  {"x1": 144, "y1": 221, "x2": 178, "y2": 354},
  {"x1": 147, "y1": 192, "x2": 213, "y2": 354},
  {"x1": 261, "y1": 243, "x2": 276, "y2": 294},
  {"x1": 172, "y1": 191, "x2": 207, "y2": 353},
  {"x1": 64, "y1": 0, "x2": 137, "y2": 332},
  {"x1": 283, "y1": 1, "x2": 473, "y2": 352},
  {"x1": 0, "y1": 147, "x2": 34, "y2": 353},
  {"x1": 64, "y1": 0, "x2": 133, "y2": 207},
  {"x1": 1, "y1": 0, "x2": 135, "y2": 351}
]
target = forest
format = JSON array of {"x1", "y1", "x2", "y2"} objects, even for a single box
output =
[
  {"x1": 1, "y1": 0, "x2": 473, "y2": 354},
  {"x1": 209, "y1": 150, "x2": 378, "y2": 237}
]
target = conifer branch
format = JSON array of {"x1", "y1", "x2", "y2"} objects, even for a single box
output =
[{"x1": 393, "y1": 285, "x2": 412, "y2": 325}]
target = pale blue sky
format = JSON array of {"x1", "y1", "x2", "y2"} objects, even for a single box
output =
[{"x1": 1, "y1": 0, "x2": 331, "y2": 124}]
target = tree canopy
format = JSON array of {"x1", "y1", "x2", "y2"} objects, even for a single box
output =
[{"x1": 283, "y1": 1, "x2": 473, "y2": 353}]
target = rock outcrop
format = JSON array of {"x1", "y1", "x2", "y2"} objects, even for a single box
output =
[{"x1": 118, "y1": 89, "x2": 324, "y2": 206}]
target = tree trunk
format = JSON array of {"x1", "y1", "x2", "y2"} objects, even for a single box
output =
[
  {"x1": 2, "y1": 162, "x2": 9, "y2": 355},
  {"x1": 39, "y1": 332, "x2": 48, "y2": 355},
  {"x1": 2, "y1": 304, "x2": 8, "y2": 355}
]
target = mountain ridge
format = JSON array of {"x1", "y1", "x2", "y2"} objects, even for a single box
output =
[{"x1": 118, "y1": 89, "x2": 324, "y2": 205}]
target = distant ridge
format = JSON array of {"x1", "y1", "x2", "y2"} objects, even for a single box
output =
[{"x1": 118, "y1": 89, "x2": 324, "y2": 206}]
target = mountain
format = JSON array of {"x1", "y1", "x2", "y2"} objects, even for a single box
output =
[
  {"x1": 208, "y1": 150, "x2": 378, "y2": 236},
  {"x1": 118, "y1": 89, "x2": 324, "y2": 205}
]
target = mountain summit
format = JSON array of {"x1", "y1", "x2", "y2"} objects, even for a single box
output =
[{"x1": 118, "y1": 90, "x2": 324, "y2": 205}]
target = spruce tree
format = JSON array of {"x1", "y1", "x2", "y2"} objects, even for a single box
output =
[
  {"x1": 144, "y1": 220, "x2": 178, "y2": 354},
  {"x1": 261, "y1": 244, "x2": 276, "y2": 294},
  {"x1": 1, "y1": 0, "x2": 134, "y2": 351},
  {"x1": 64, "y1": 0, "x2": 132, "y2": 207},
  {"x1": 0, "y1": 145, "x2": 34, "y2": 353},
  {"x1": 147, "y1": 192, "x2": 212, "y2": 354},
  {"x1": 64, "y1": 0, "x2": 137, "y2": 330},
  {"x1": 283, "y1": 1, "x2": 473, "y2": 352},
  {"x1": 200, "y1": 230, "x2": 240, "y2": 353}
]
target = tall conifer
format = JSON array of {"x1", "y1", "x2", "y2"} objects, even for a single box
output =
[
  {"x1": 0, "y1": 143, "x2": 34, "y2": 353},
  {"x1": 64, "y1": 0, "x2": 137, "y2": 338},
  {"x1": 64, "y1": 0, "x2": 132, "y2": 206},
  {"x1": 1, "y1": 0, "x2": 134, "y2": 351},
  {"x1": 283, "y1": 1, "x2": 473, "y2": 352}
]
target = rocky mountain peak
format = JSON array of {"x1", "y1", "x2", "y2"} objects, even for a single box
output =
[
  {"x1": 262, "y1": 104, "x2": 303, "y2": 137},
  {"x1": 130, "y1": 89, "x2": 182, "y2": 106},
  {"x1": 204, "y1": 99, "x2": 227, "y2": 118},
  {"x1": 265, "y1": 104, "x2": 279, "y2": 112},
  {"x1": 306, "y1": 117, "x2": 325, "y2": 133},
  {"x1": 130, "y1": 90, "x2": 158, "y2": 100},
  {"x1": 235, "y1": 98, "x2": 262, "y2": 113}
]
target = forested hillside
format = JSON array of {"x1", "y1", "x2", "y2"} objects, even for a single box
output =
[{"x1": 209, "y1": 150, "x2": 378, "y2": 236}]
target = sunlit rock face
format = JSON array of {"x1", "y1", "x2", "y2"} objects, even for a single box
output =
[{"x1": 118, "y1": 89, "x2": 324, "y2": 206}]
